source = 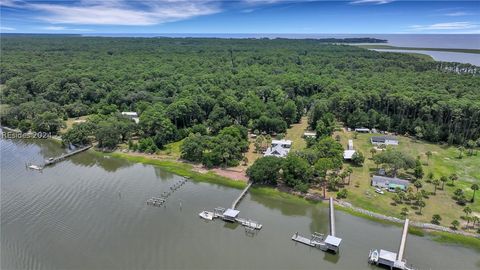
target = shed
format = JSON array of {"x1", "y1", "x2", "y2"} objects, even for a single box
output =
[
  {"x1": 355, "y1": 128, "x2": 370, "y2": 133},
  {"x1": 371, "y1": 175, "x2": 410, "y2": 192},
  {"x1": 222, "y1": 208, "x2": 240, "y2": 222},
  {"x1": 325, "y1": 235, "x2": 342, "y2": 253},
  {"x1": 370, "y1": 136, "x2": 399, "y2": 146},
  {"x1": 303, "y1": 131, "x2": 316, "y2": 138},
  {"x1": 343, "y1": 150, "x2": 356, "y2": 160},
  {"x1": 378, "y1": 249, "x2": 397, "y2": 268}
]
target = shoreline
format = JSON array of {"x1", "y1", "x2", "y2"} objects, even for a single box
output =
[
  {"x1": 107, "y1": 149, "x2": 480, "y2": 250},
  {"x1": 354, "y1": 44, "x2": 480, "y2": 54}
]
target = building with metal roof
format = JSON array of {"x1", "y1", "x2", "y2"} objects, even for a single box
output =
[
  {"x1": 370, "y1": 136, "x2": 399, "y2": 146},
  {"x1": 371, "y1": 175, "x2": 410, "y2": 192}
]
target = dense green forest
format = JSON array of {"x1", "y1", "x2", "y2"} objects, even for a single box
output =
[{"x1": 1, "y1": 36, "x2": 479, "y2": 155}]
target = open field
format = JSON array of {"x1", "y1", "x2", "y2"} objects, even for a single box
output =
[
  {"x1": 355, "y1": 44, "x2": 480, "y2": 54},
  {"x1": 331, "y1": 130, "x2": 480, "y2": 230},
  {"x1": 284, "y1": 116, "x2": 309, "y2": 150},
  {"x1": 61, "y1": 115, "x2": 92, "y2": 133}
]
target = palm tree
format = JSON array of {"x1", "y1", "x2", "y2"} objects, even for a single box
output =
[
  {"x1": 346, "y1": 166, "x2": 353, "y2": 185},
  {"x1": 440, "y1": 176, "x2": 448, "y2": 190},
  {"x1": 401, "y1": 207, "x2": 409, "y2": 217},
  {"x1": 449, "y1": 173, "x2": 458, "y2": 186},
  {"x1": 451, "y1": 220, "x2": 460, "y2": 230},
  {"x1": 471, "y1": 184, "x2": 479, "y2": 202},
  {"x1": 370, "y1": 148, "x2": 377, "y2": 158},
  {"x1": 463, "y1": 206, "x2": 472, "y2": 217},
  {"x1": 413, "y1": 180, "x2": 423, "y2": 192},
  {"x1": 425, "y1": 151, "x2": 432, "y2": 164},
  {"x1": 458, "y1": 146, "x2": 465, "y2": 159},
  {"x1": 418, "y1": 200, "x2": 426, "y2": 214},
  {"x1": 432, "y1": 179, "x2": 440, "y2": 195},
  {"x1": 431, "y1": 214, "x2": 442, "y2": 225}
]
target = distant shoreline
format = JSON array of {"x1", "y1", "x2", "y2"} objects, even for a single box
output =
[{"x1": 355, "y1": 44, "x2": 480, "y2": 54}]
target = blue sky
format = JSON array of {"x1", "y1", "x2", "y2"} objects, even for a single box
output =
[{"x1": 1, "y1": 0, "x2": 479, "y2": 34}]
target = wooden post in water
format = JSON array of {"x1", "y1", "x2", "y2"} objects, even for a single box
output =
[{"x1": 397, "y1": 218, "x2": 409, "y2": 262}]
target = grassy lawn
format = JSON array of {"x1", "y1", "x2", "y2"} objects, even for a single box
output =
[
  {"x1": 332, "y1": 130, "x2": 480, "y2": 230},
  {"x1": 284, "y1": 116, "x2": 309, "y2": 150},
  {"x1": 158, "y1": 139, "x2": 183, "y2": 159},
  {"x1": 61, "y1": 115, "x2": 92, "y2": 133}
]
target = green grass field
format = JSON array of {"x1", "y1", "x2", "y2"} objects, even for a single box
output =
[
  {"x1": 334, "y1": 130, "x2": 480, "y2": 229},
  {"x1": 284, "y1": 116, "x2": 309, "y2": 150}
]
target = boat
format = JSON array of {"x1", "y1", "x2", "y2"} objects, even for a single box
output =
[
  {"x1": 28, "y1": 164, "x2": 43, "y2": 170},
  {"x1": 199, "y1": 211, "x2": 214, "y2": 220},
  {"x1": 368, "y1": 249, "x2": 379, "y2": 264}
]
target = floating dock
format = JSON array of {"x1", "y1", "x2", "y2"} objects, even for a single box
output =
[
  {"x1": 368, "y1": 219, "x2": 415, "y2": 270},
  {"x1": 291, "y1": 198, "x2": 342, "y2": 253}
]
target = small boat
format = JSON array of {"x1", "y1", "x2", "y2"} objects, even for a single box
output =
[
  {"x1": 28, "y1": 164, "x2": 43, "y2": 170},
  {"x1": 368, "y1": 249, "x2": 379, "y2": 264},
  {"x1": 199, "y1": 211, "x2": 214, "y2": 220}
]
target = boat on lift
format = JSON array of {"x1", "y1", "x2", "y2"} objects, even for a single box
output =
[{"x1": 199, "y1": 210, "x2": 214, "y2": 220}]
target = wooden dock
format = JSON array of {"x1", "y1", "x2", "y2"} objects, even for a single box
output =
[
  {"x1": 368, "y1": 219, "x2": 415, "y2": 270},
  {"x1": 291, "y1": 198, "x2": 342, "y2": 253},
  {"x1": 44, "y1": 145, "x2": 92, "y2": 166},
  {"x1": 231, "y1": 182, "x2": 252, "y2": 209}
]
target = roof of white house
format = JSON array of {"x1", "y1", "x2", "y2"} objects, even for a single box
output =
[
  {"x1": 264, "y1": 145, "x2": 290, "y2": 158},
  {"x1": 223, "y1": 209, "x2": 240, "y2": 218},
  {"x1": 355, "y1": 128, "x2": 370, "y2": 132},
  {"x1": 325, "y1": 235, "x2": 342, "y2": 247},
  {"x1": 272, "y1": 139, "x2": 292, "y2": 145},
  {"x1": 348, "y1": 139, "x2": 354, "y2": 150},
  {"x1": 121, "y1": 112, "x2": 138, "y2": 116},
  {"x1": 343, "y1": 150, "x2": 356, "y2": 159},
  {"x1": 304, "y1": 131, "x2": 316, "y2": 137}
]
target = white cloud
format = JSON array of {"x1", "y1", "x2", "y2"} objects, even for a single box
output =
[
  {"x1": 0, "y1": 26, "x2": 16, "y2": 31},
  {"x1": 350, "y1": 0, "x2": 394, "y2": 5},
  {"x1": 28, "y1": 0, "x2": 220, "y2": 26},
  {"x1": 42, "y1": 26, "x2": 92, "y2": 31},
  {"x1": 409, "y1": 21, "x2": 478, "y2": 31},
  {"x1": 0, "y1": 0, "x2": 21, "y2": 7},
  {"x1": 445, "y1": 12, "x2": 471, "y2": 17}
]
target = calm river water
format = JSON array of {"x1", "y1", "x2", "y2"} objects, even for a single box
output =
[{"x1": 1, "y1": 138, "x2": 479, "y2": 270}]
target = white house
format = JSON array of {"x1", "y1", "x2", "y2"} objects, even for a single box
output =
[
  {"x1": 121, "y1": 112, "x2": 140, "y2": 124},
  {"x1": 370, "y1": 136, "x2": 399, "y2": 146},
  {"x1": 264, "y1": 139, "x2": 292, "y2": 158},
  {"x1": 303, "y1": 131, "x2": 316, "y2": 138},
  {"x1": 343, "y1": 150, "x2": 356, "y2": 160}
]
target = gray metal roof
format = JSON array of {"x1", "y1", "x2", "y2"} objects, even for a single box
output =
[
  {"x1": 372, "y1": 175, "x2": 410, "y2": 186},
  {"x1": 379, "y1": 249, "x2": 397, "y2": 262},
  {"x1": 325, "y1": 235, "x2": 342, "y2": 247},
  {"x1": 223, "y1": 209, "x2": 240, "y2": 218},
  {"x1": 371, "y1": 136, "x2": 398, "y2": 142}
]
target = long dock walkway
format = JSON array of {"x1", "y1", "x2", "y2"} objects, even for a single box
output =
[
  {"x1": 44, "y1": 145, "x2": 92, "y2": 166},
  {"x1": 231, "y1": 182, "x2": 252, "y2": 209},
  {"x1": 291, "y1": 198, "x2": 342, "y2": 253}
]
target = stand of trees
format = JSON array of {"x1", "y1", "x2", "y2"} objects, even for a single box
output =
[{"x1": 1, "y1": 36, "x2": 479, "y2": 147}]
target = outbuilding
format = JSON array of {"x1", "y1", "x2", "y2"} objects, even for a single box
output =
[
  {"x1": 371, "y1": 175, "x2": 410, "y2": 192},
  {"x1": 370, "y1": 136, "x2": 399, "y2": 146},
  {"x1": 222, "y1": 208, "x2": 240, "y2": 222}
]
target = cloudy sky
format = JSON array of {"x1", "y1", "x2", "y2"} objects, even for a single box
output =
[{"x1": 1, "y1": 0, "x2": 479, "y2": 34}]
